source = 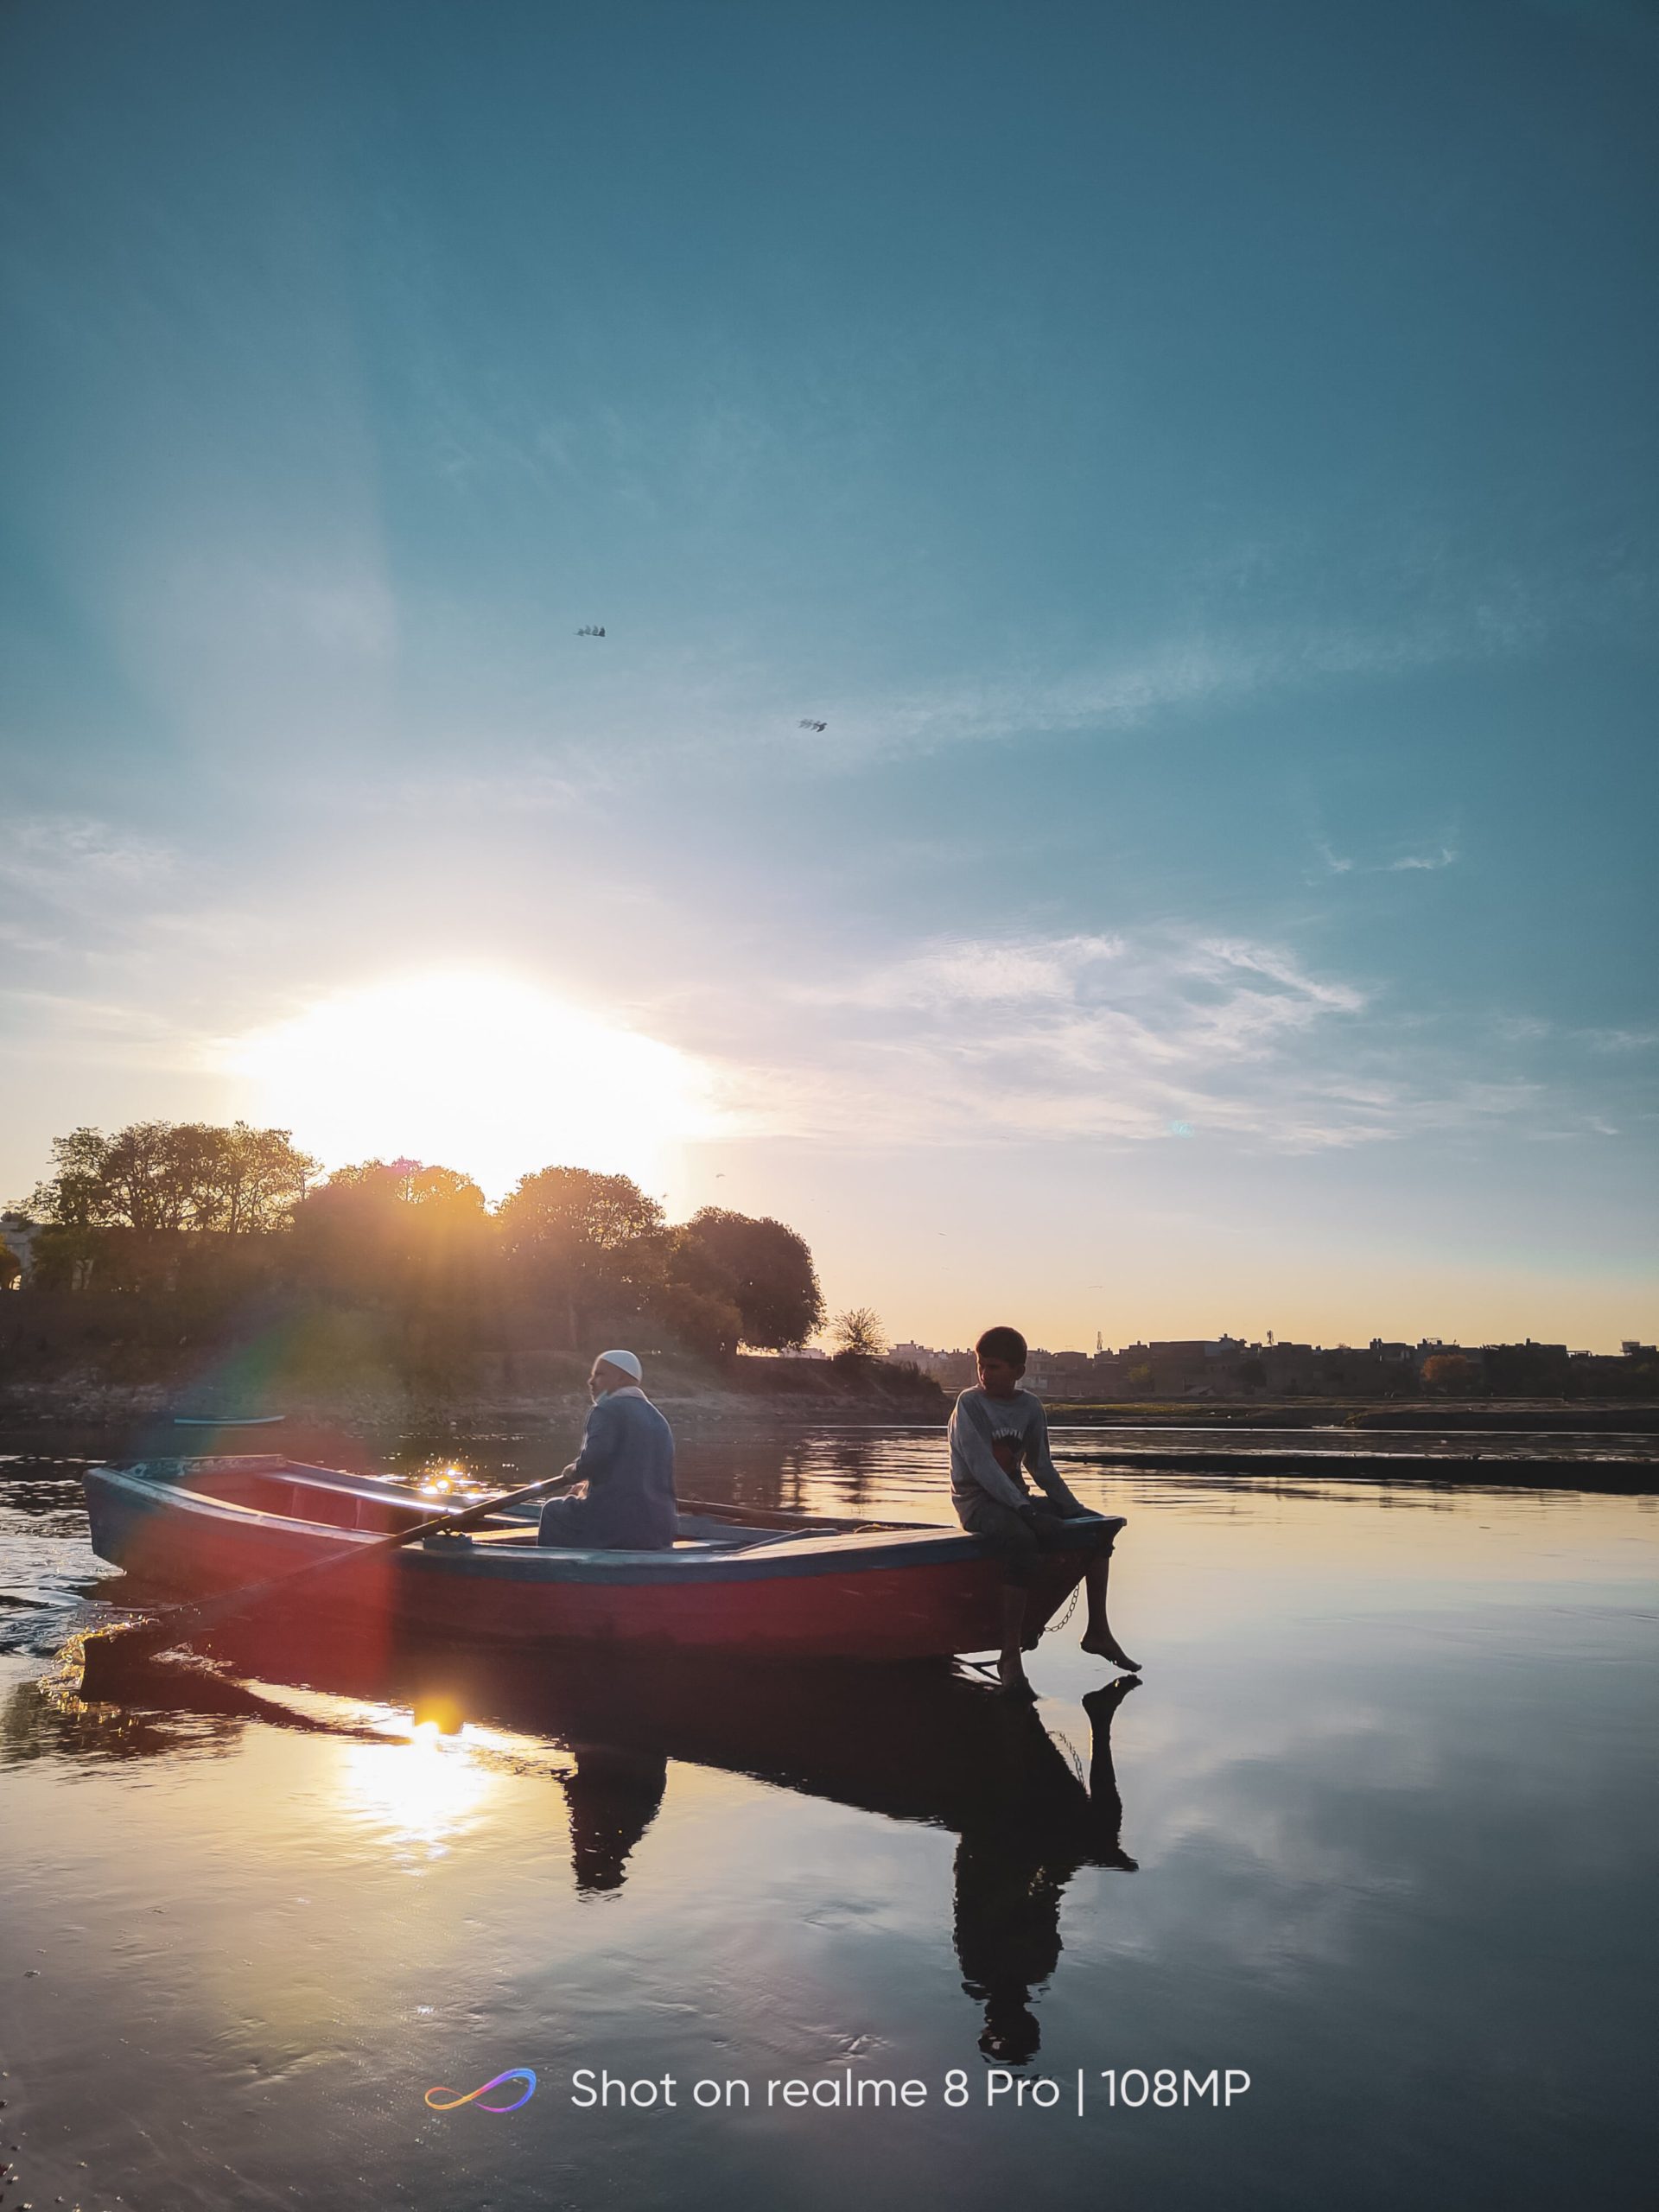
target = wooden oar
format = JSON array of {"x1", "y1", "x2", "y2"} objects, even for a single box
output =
[{"x1": 76, "y1": 1469, "x2": 575, "y2": 1699}]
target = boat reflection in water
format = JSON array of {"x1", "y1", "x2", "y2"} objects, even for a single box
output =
[{"x1": 18, "y1": 1606, "x2": 1138, "y2": 2063}]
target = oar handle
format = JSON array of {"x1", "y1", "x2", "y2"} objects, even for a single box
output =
[{"x1": 378, "y1": 1470, "x2": 574, "y2": 1548}]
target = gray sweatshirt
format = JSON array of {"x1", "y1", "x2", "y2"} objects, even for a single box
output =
[{"x1": 948, "y1": 1387, "x2": 1084, "y2": 1515}]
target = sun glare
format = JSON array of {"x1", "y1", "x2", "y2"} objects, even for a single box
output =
[
  {"x1": 226, "y1": 971, "x2": 719, "y2": 1198},
  {"x1": 335, "y1": 1728, "x2": 498, "y2": 1857}
]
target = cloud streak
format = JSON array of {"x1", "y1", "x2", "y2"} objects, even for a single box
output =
[
  {"x1": 0, "y1": 816, "x2": 175, "y2": 901},
  {"x1": 1314, "y1": 835, "x2": 1460, "y2": 878},
  {"x1": 1386, "y1": 846, "x2": 1459, "y2": 873},
  {"x1": 706, "y1": 928, "x2": 1529, "y2": 1155}
]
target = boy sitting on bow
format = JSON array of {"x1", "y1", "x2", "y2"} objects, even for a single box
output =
[{"x1": 950, "y1": 1325, "x2": 1139, "y2": 1697}]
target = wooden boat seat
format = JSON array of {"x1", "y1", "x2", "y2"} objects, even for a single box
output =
[{"x1": 465, "y1": 1527, "x2": 738, "y2": 1552}]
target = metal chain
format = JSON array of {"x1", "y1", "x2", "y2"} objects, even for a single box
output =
[
  {"x1": 1044, "y1": 1581, "x2": 1081, "y2": 1635},
  {"x1": 1046, "y1": 1725, "x2": 1087, "y2": 1783}
]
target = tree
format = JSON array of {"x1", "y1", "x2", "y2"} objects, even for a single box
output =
[
  {"x1": 497, "y1": 1166, "x2": 668, "y2": 1345},
  {"x1": 24, "y1": 1127, "x2": 116, "y2": 1226},
  {"x1": 652, "y1": 1281, "x2": 745, "y2": 1363},
  {"x1": 288, "y1": 1159, "x2": 489, "y2": 1301},
  {"x1": 0, "y1": 1234, "x2": 19, "y2": 1289},
  {"x1": 1421, "y1": 1352, "x2": 1477, "y2": 1394},
  {"x1": 25, "y1": 1121, "x2": 315, "y2": 1233},
  {"x1": 498, "y1": 1166, "x2": 664, "y2": 1258},
  {"x1": 830, "y1": 1307, "x2": 887, "y2": 1359},
  {"x1": 406, "y1": 1165, "x2": 486, "y2": 1214},
  {"x1": 671, "y1": 1209, "x2": 823, "y2": 1351},
  {"x1": 286, "y1": 1163, "x2": 404, "y2": 1297},
  {"x1": 201, "y1": 1122, "x2": 321, "y2": 1232}
]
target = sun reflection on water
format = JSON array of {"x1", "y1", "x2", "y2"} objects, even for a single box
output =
[{"x1": 334, "y1": 1719, "x2": 500, "y2": 1859}]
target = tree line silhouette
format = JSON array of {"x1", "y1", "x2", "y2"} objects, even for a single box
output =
[{"x1": 4, "y1": 1120, "x2": 825, "y2": 1371}]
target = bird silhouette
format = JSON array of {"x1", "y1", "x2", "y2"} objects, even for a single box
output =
[{"x1": 798, "y1": 719, "x2": 827, "y2": 733}]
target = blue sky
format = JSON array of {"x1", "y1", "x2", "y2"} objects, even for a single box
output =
[{"x1": 2, "y1": 0, "x2": 1655, "y2": 1349}]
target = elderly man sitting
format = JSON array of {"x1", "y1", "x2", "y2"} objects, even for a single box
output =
[{"x1": 536, "y1": 1349, "x2": 678, "y2": 1552}]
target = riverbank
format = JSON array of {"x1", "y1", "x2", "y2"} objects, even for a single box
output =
[
  {"x1": 1044, "y1": 1395, "x2": 1659, "y2": 1433},
  {"x1": 0, "y1": 1350, "x2": 949, "y2": 1461}
]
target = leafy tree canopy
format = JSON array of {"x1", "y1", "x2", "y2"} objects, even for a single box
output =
[
  {"x1": 316, "y1": 1159, "x2": 486, "y2": 1213},
  {"x1": 830, "y1": 1306, "x2": 887, "y2": 1359},
  {"x1": 1421, "y1": 1352, "x2": 1478, "y2": 1391},
  {"x1": 24, "y1": 1121, "x2": 317, "y2": 1234},
  {"x1": 498, "y1": 1166, "x2": 664, "y2": 1259},
  {"x1": 675, "y1": 1208, "x2": 824, "y2": 1351}
]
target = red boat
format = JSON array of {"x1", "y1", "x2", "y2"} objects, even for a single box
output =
[{"x1": 82, "y1": 1456, "x2": 1127, "y2": 1662}]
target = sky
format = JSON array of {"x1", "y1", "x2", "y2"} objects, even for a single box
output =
[{"x1": 2, "y1": 0, "x2": 1656, "y2": 1351}]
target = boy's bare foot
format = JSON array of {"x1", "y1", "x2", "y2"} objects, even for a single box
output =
[
  {"x1": 1080, "y1": 1629, "x2": 1140, "y2": 1670},
  {"x1": 996, "y1": 1657, "x2": 1038, "y2": 1700}
]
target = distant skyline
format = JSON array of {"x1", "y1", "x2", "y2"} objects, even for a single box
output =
[{"x1": 3, "y1": 0, "x2": 1655, "y2": 1351}]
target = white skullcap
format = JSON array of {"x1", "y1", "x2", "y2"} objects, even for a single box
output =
[{"x1": 594, "y1": 1348, "x2": 643, "y2": 1382}]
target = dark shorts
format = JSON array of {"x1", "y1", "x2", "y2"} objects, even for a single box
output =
[{"x1": 956, "y1": 1489, "x2": 1051, "y2": 1587}]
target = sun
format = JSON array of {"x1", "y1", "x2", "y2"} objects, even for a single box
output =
[{"x1": 225, "y1": 970, "x2": 719, "y2": 1198}]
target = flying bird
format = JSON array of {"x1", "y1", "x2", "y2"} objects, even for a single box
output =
[
  {"x1": 576, "y1": 625, "x2": 607, "y2": 638},
  {"x1": 798, "y1": 719, "x2": 827, "y2": 733}
]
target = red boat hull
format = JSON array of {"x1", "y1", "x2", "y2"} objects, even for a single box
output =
[{"x1": 84, "y1": 1462, "x2": 1124, "y2": 1662}]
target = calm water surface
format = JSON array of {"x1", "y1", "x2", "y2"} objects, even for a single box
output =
[{"x1": 2, "y1": 1427, "x2": 1656, "y2": 2211}]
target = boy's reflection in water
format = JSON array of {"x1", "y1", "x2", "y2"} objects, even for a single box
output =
[
  {"x1": 952, "y1": 1678, "x2": 1138, "y2": 2062},
  {"x1": 546, "y1": 1669, "x2": 1138, "y2": 2056}
]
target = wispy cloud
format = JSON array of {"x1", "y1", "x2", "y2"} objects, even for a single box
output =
[
  {"x1": 0, "y1": 986, "x2": 204, "y2": 1071},
  {"x1": 0, "y1": 816, "x2": 175, "y2": 899},
  {"x1": 1386, "y1": 846, "x2": 1459, "y2": 872},
  {"x1": 1584, "y1": 1027, "x2": 1658, "y2": 1053},
  {"x1": 798, "y1": 933, "x2": 1126, "y2": 1010},
  {"x1": 707, "y1": 928, "x2": 1528, "y2": 1154},
  {"x1": 1313, "y1": 832, "x2": 1459, "y2": 878}
]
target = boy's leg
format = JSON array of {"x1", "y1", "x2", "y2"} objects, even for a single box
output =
[
  {"x1": 1078, "y1": 1551, "x2": 1138, "y2": 1671},
  {"x1": 958, "y1": 1491, "x2": 1041, "y2": 1695},
  {"x1": 1080, "y1": 1676, "x2": 1140, "y2": 1871},
  {"x1": 997, "y1": 1585, "x2": 1034, "y2": 1698}
]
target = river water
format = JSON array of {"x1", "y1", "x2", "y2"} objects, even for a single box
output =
[{"x1": 1, "y1": 1427, "x2": 1655, "y2": 2211}]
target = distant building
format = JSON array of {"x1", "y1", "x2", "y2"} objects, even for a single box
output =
[
  {"x1": 884, "y1": 1328, "x2": 1652, "y2": 1401},
  {"x1": 887, "y1": 1343, "x2": 977, "y2": 1389}
]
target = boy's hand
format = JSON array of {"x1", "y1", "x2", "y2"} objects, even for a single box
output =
[{"x1": 1020, "y1": 1505, "x2": 1065, "y2": 1541}]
